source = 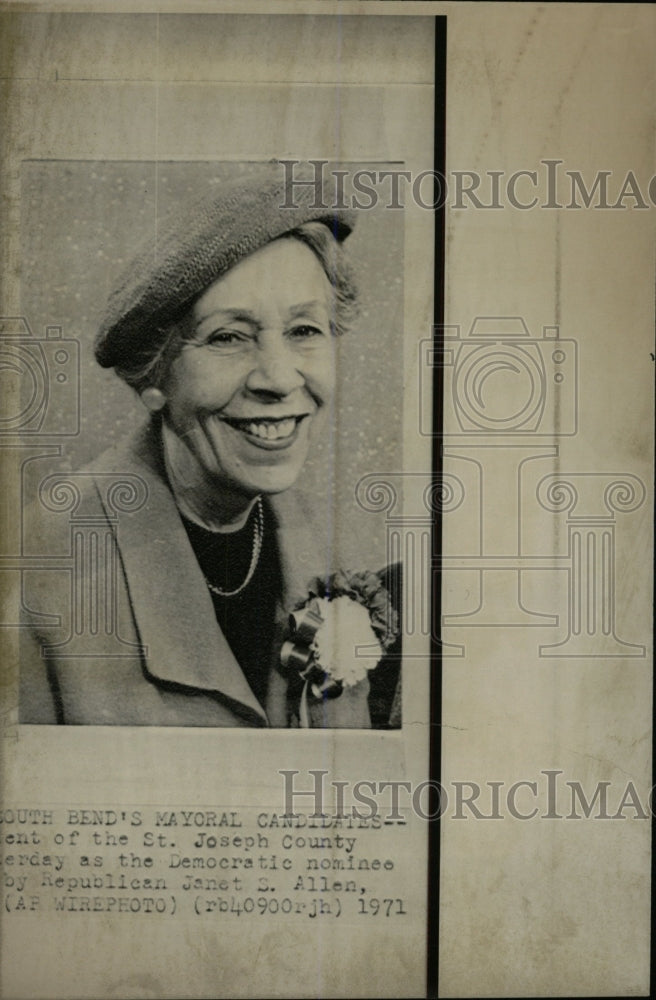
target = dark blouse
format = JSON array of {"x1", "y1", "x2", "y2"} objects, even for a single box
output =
[{"x1": 180, "y1": 502, "x2": 282, "y2": 710}]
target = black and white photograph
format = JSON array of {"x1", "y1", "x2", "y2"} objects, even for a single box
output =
[
  {"x1": 0, "y1": 4, "x2": 653, "y2": 1000},
  {"x1": 16, "y1": 159, "x2": 404, "y2": 730}
]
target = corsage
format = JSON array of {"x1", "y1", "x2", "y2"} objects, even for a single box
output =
[{"x1": 280, "y1": 570, "x2": 399, "y2": 726}]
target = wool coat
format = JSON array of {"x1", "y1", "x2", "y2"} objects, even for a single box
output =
[{"x1": 18, "y1": 421, "x2": 398, "y2": 728}]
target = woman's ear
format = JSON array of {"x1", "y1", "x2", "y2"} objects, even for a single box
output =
[{"x1": 140, "y1": 387, "x2": 167, "y2": 413}]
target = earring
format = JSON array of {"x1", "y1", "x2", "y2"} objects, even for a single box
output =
[{"x1": 140, "y1": 387, "x2": 167, "y2": 412}]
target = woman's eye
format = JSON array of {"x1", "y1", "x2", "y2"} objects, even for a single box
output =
[
  {"x1": 205, "y1": 330, "x2": 250, "y2": 348},
  {"x1": 288, "y1": 324, "x2": 326, "y2": 341}
]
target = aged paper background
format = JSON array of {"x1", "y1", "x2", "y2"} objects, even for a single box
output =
[
  {"x1": 439, "y1": 5, "x2": 653, "y2": 997},
  {"x1": 1, "y1": 2, "x2": 654, "y2": 999}
]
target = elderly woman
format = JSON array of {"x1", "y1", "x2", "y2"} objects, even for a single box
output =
[{"x1": 19, "y1": 165, "x2": 401, "y2": 729}]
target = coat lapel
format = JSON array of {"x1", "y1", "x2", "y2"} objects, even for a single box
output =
[
  {"x1": 264, "y1": 488, "x2": 330, "y2": 727},
  {"x1": 91, "y1": 422, "x2": 270, "y2": 725}
]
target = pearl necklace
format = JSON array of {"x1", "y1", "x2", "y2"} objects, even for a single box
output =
[{"x1": 204, "y1": 496, "x2": 264, "y2": 598}]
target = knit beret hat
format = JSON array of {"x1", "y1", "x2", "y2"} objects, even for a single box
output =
[{"x1": 95, "y1": 162, "x2": 357, "y2": 369}]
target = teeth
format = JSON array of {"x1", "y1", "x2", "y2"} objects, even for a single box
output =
[{"x1": 243, "y1": 418, "x2": 297, "y2": 441}]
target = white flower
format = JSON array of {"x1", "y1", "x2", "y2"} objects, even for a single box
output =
[{"x1": 312, "y1": 596, "x2": 383, "y2": 687}]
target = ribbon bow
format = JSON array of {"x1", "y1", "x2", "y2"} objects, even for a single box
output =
[{"x1": 280, "y1": 601, "x2": 343, "y2": 700}]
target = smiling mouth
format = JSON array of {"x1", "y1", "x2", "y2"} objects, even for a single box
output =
[{"x1": 220, "y1": 415, "x2": 307, "y2": 442}]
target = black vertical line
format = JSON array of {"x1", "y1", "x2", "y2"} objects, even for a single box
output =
[
  {"x1": 650, "y1": 382, "x2": 656, "y2": 995},
  {"x1": 427, "y1": 15, "x2": 447, "y2": 1000}
]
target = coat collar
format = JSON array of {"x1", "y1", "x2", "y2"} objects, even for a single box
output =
[{"x1": 90, "y1": 420, "x2": 326, "y2": 725}]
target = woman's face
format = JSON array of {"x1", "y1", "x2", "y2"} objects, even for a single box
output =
[{"x1": 162, "y1": 237, "x2": 337, "y2": 501}]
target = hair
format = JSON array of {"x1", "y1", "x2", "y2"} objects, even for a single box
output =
[{"x1": 113, "y1": 221, "x2": 359, "y2": 394}]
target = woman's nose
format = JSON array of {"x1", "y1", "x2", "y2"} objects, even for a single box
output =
[{"x1": 245, "y1": 340, "x2": 305, "y2": 397}]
